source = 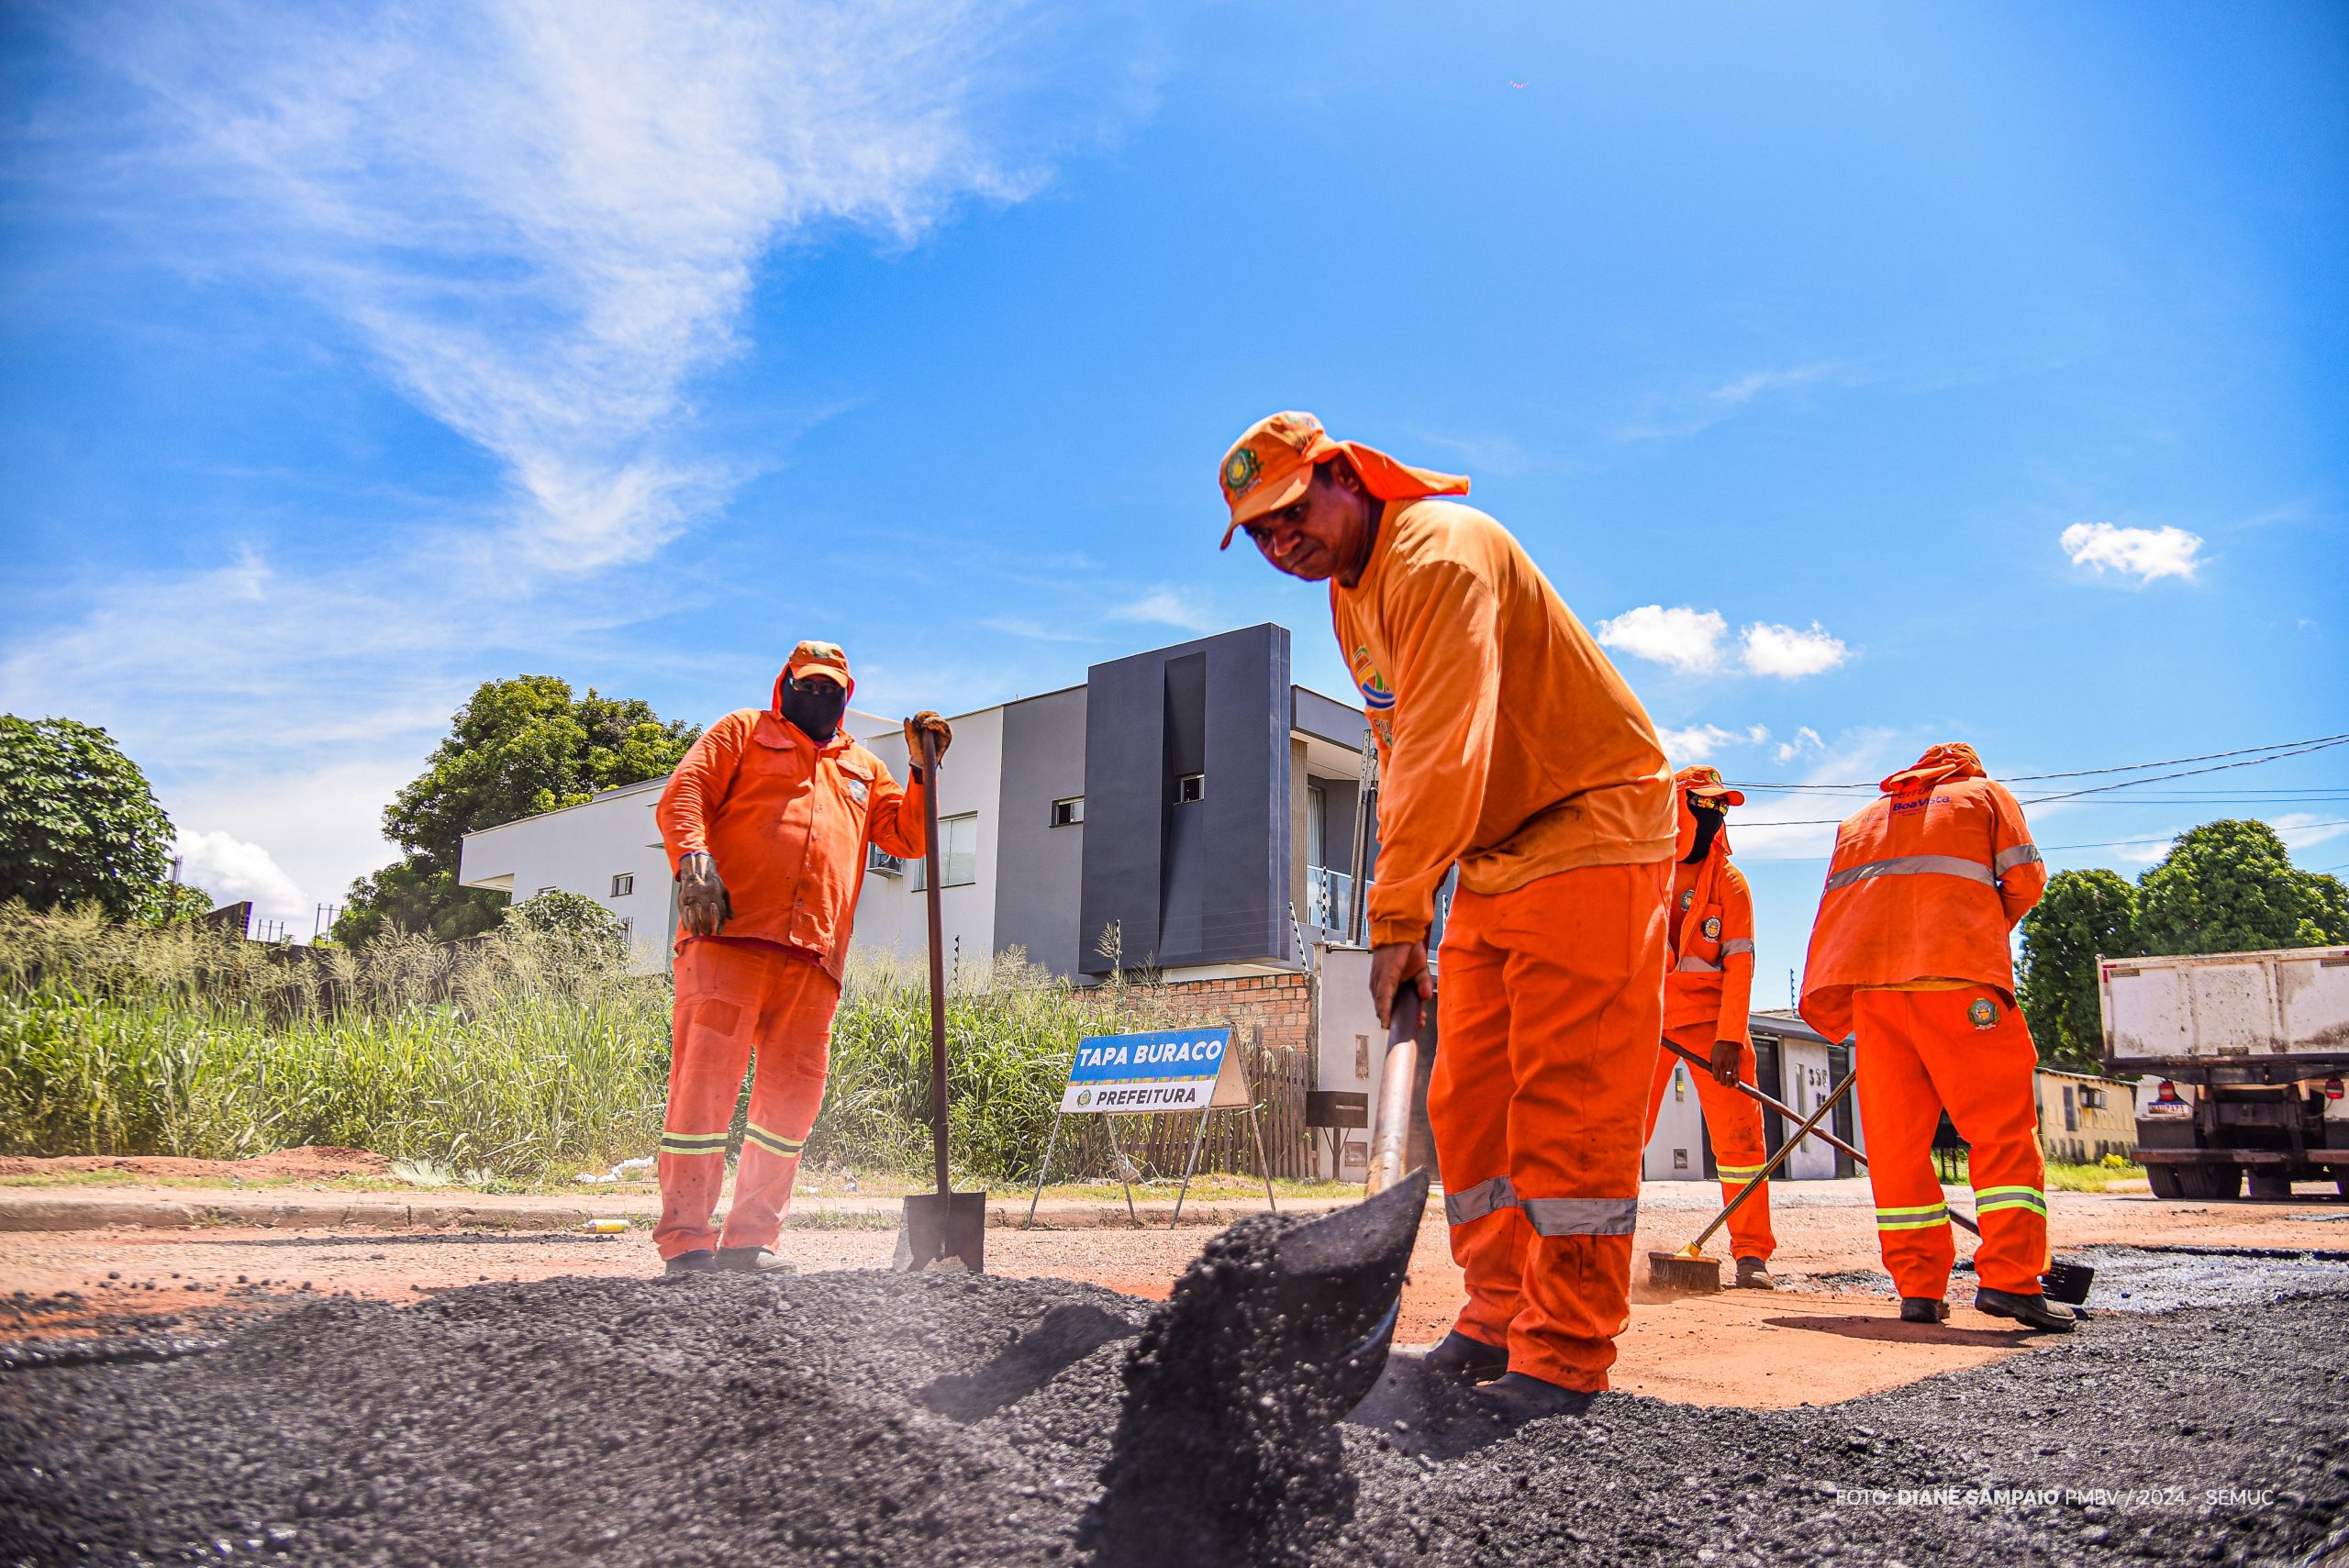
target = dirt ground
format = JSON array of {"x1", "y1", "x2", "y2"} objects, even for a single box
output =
[
  {"x1": 0, "y1": 1147, "x2": 392, "y2": 1182},
  {"x1": 5, "y1": 1177, "x2": 2342, "y2": 1408}
]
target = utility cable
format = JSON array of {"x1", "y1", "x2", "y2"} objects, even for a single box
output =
[{"x1": 1726, "y1": 732, "x2": 2349, "y2": 792}]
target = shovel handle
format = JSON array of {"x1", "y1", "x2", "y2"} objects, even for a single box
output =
[
  {"x1": 919, "y1": 728, "x2": 950, "y2": 1199},
  {"x1": 1364, "y1": 989, "x2": 1423, "y2": 1196}
]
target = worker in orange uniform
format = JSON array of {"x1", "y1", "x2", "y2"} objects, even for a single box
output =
[
  {"x1": 1218, "y1": 411, "x2": 1674, "y2": 1421},
  {"x1": 1643, "y1": 765, "x2": 1776, "y2": 1288},
  {"x1": 1798, "y1": 742, "x2": 2069, "y2": 1330},
  {"x1": 651, "y1": 639, "x2": 952, "y2": 1275}
]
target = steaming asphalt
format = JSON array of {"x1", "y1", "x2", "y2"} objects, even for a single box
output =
[{"x1": 1, "y1": 1247, "x2": 2343, "y2": 1566}]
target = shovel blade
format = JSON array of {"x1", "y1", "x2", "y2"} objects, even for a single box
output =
[{"x1": 894, "y1": 1190, "x2": 987, "y2": 1274}]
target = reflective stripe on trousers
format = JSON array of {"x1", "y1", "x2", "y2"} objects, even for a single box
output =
[
  {"x1": 1716, "y1": 1163, "x2": 1766, "y2": 1183},
  {"x1": 744, "y1": 1121, "x2": 806, "y2": 1159},
  {"x1": 1824, "y1": 855, "x2": 1996, "y2": 893},
  {"x1": 660, "y1": 1130, "x2": 729, "y2": 1157},
  {"x1": 1876, "y1": 1202, "x2": 1949, "y2": 1231},
  {"x1": 1974, "y1": 1184, "x2": 2046, "y2": 1217},
  {"x1": 1444, "y1": 1177, "x2": 1638, "y2": 1237}
]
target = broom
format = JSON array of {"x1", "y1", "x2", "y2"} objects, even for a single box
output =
[
  {"x1": 1658, "y1": 1041, "x2": 2095, "y2": 1307},
  {"x1": 1648, "y1": 1067, "x2": 1857, "y2": 1293}
]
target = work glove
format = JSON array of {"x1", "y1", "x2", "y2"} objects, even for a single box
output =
[
  {"x1": 1709, "y1": 1039, "x2": 1743, "y2": 1088},
  {"x1": 676, "y1": 851, "x2": 732, "y2": 938},
  {"x1": 904, "y1": 711, "x2": 953, "y2": 773}
]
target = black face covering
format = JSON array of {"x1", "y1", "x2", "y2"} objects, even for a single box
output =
[
  {"x1": 779, "y1": 675, "x2": 848, "y2": 743},
  {"x1": 1683, "y1": 797, "x2": 1725, "y2": 864}
]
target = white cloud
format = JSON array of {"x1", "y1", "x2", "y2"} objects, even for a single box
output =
[
  {"x1": 1598, "y1": 606, "x2": 1848, "y2": 680},
  {"x1": 1774, "y1": 726, "x2": 1825, "y2": 764},
  {"x1": 93, "y1": 0, "x2": 1151, "y2": 573},
  {"x1": 1106, "y1": 588, "x2": 1216, "y2": 633},
  {"x1": 2060, "y1": 522, "x2": 2204, "y2": 584},
  {"x1": 1707, "y1": 363, "x2": 1839, "y2": 405},
  {"x1": 174, "y1": 828, "x2": 307, "y2": 918},
  {"x1": 1657, "y1": 722, "x2": 1772, "y2": 763},
  {"x1": 1596, "y1": 606, "x2": 1729, "y2": 673},
  {"x1": 1740, "y1": 621, "x2": 1849, "y2": 680},
  {"x1": 2274, "y1": 814, "x2": 2349, "y2": 856}
]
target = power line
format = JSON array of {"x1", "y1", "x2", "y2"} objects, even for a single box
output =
[{"x1": 1725, "y1": 732, "x2": 2349, "y2": 792}]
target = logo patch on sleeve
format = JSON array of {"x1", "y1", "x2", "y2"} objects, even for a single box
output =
[{"x1": 1352, "y1": 645, "x2": 1395, "y2": 712}]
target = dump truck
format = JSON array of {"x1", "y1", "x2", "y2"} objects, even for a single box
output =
[{"x1": 2100, "y1": 944, "x2": 2349, "y2": 1200}]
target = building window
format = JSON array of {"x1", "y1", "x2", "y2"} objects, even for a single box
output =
[
  {"x1": 1175, "y1": 773, "x2": 1205, "y2": 804},
  {"x1": 610, "y1": 873, "x2": 635, "y2": 897},
  {"x1": 1672, "y1": 1149, "x2": 1689, "y2": 1171},
  {"x1": 1051, "y1": 796, "x2": 1085, "y2": 827},
  {"x1": 914, "y1": 814, "x2": 979, "y2": 889},
  {"x1": 2079, "y1": 1085, "x2": 2105, "y2": 1110},
  {"x1": 536, "y1": 885, "x2": 560, "y2": 897},
  {"x1": 866, "y1": 845, "x2": 905, "y2": 877},
  {"x1": 618, "y1": 917, "x2": 634, "y2": 944}
]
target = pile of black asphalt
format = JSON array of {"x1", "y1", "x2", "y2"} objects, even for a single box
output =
[{"x1": 3, "y1": 1247, "x2": 2344, "y2": 1566}]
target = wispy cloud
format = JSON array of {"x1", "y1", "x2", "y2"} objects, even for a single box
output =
[
  {"x1": 1609, "y1": 361, "x2": 1850, "y2": 442},
  {"x1": 1597, "y1": 605, "x2": 1851, "y2": 680},
  {"x1": 89, "y1": 0, "x2": 1149, "y2": 573},
  {"x1": 1656, "y1": 721, "x2": 1771, "y2": 763},
  {"x1": 2275, "y1": 813, "x2": 2349, "y2": 856},
  {"x1": 2060, "y1": 522, "x2": 2205, "y2": 584},
  {"x1": 1106, "y1": 587, "x2": 1217, "y2": 633}
]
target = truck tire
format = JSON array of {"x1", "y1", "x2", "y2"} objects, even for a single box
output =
[
  {"x1": 2144, "y1": 1163, "x2": 2184, "y2": 1200},
  {"x1": 2246, "y1": 1172, "x2": 2295, "y2": 1202},
  {"x1": 2176, "y1": 1162, "x2": 2243, "y2": 1200}
]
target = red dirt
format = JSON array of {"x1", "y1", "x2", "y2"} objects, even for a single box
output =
[{"x1": 0, "y1": 1146, "x2": 392, "y2": 1181}]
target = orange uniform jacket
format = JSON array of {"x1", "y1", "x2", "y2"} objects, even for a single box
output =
[
  {"x1": 1665, "y1": 845, "x2": 1755, "y2": 1047},
  {"x1": 654, "y1": 673, "x2": 927, "y2": 982},
  {"x1": 1798, "y1": 748, "x2": 2047, "y2": 1042},
  {"x1": 1331, "y1": 498, "x2": 1675, "y2": 947}
]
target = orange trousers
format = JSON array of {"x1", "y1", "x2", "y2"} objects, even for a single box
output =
[
  {"x1": 1642, "y1": 1027, "x2": 1776, "y2": 1262},
  {"x1": 1852, "y1": 985, "x2": 2048, "y2": 1298},
  {"x1": 1430, "y1": 860, "x2": 1668, "y2": 1392},
  {"x1": 654, "y1": 940, "x2": 840, "y2": 1262}
]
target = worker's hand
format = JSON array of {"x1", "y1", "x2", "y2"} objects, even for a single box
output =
[
  {"x1": 1709, "y1": 1039, "x2": 1743, "y2": 1088},
  {"x1": 904, "y1": 711, "x2": 953, "y2": 767},
  {"x1": 1369, "y1": 940, "x2": 1432, "y2": 1030},
  {"x1": 677, "y1": 851, "x2": 730, "y2": 938}
]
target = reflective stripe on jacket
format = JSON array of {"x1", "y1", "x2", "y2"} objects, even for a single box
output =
[
  {"x1": 1798, "y1": 763, "x2": 2046, "y2": 1042},
  {"x1": 655, "y1": 673, "x2": 927, "y2": 982},
  {"x1": 1664, "y1": 844, "x2": 1754, "y2": 1046}
]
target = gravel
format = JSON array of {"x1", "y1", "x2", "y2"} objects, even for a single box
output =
[{"x1": 3, "y1": 1242, "x2": 2344, "y2": 1566}]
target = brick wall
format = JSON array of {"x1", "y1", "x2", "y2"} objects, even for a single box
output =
[{"x1": 1159, "y1": 971, "x2": 1311, "y2": 1052}]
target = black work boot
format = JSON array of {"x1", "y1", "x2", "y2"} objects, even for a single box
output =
[
  {"x1": 1734, "y1": 1256, "x2": 1776, "y2": 1290},
  {"x1": 1974, "y1": 1287, "x2": 2076, "y2": 1332},
  {"x1": 1898, "y1": 1296, "x2": 1949, "y2": 1323},
  {"x1": 1421, "y1": 1329, "x2": 1508, "y2": 1385},
  {"x1": 663, "y1": 1250, "x2": 718, "y2": 1276},
  {"x1": 717, "y1": 1247, "x2": 797, "y2": 1275},
  {"x1": 1474, "y1": 1372, "x2": 1596, "y2": 1424}
]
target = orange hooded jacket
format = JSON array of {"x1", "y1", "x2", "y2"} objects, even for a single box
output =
[
  {"x1": 1664, "y1": 803, "x2": 1755, "y2": 1048},
  {"x1": 654, "y1": 670, "x2": 927, "y2": 982},
  {"x1": 1798, "y1": 744, "x2": 2047, "y2": 1042},
  {"x1": 1332, "y1": 497, "x2": 1675, "y2": 947}
]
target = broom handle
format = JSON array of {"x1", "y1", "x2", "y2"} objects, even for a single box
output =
[
  {"x1": 1685, "y1": 1067, "x2": 1854, "y2": 1255},
  {"x1": 920, "y1": 727, "x2": 950, "y2": 1199},
  {"x1": 1659, "y1": 1040, "x2": 1982, "y2": 1239}
]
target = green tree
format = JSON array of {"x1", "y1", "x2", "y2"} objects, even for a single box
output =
[
  {"x1": 2017, "y1": 868, "x2": 2140, "y2": 1070},
  {"x1": 2135, "y1": 820, "x2": 2332, "y2": 954},
  {"x1": 0, "y1": 716, "x2": 178, "y2": 920},
  {"x1": 2304, "y1": 873, "x2": 2348, "y2": 946},
  {"x1": 506, "y1": 889, "x2": 628, "y2": 956},
  {"x1": 335, "y1": 678, "x2": 697, "y2": 945}
]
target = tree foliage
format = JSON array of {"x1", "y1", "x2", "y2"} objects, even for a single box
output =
[
  {"x1": 505, "y1": 889, "x2": 627, "y2": 956},
  {"x1": 2016, "y1": 818, "x2": 2347, "y2": 1068},
  {"x1": 0, "y1": 717, "x2": 179, "y2": 921},
  {"x1": 335, "y1": 678, "x2": 697, "y2": 945},
  {"x1": 2135, "y1": 820, "x2": 2342, "y2": 953},
  {"x1": 2017, "y1": 869, "x2": 2140, "y2": 1070}
]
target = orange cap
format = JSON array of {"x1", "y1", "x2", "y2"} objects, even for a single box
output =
[
  {"x1": 1216, "y1": 411, "x2": 1470, "y2": 548},
  {"x1": 1674, "y1": 764, "x2": 1746, "y2": 807},
  {"x1": 785, "y1": 639, "x2": 852, "y2": 688}
]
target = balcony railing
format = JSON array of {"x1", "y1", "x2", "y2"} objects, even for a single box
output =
[{"x1": 1305, "y1": 865, "x2": 1353, "y2": 933}]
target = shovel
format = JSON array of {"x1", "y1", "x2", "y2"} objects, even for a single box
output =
[
  {"x1": 894, "y1": 725, "x2": 985, "y2": 1273},
  {"x1": 1656, "y1": 1040, "x2": 2093, "y2": 1306},
  {"x1": 1364, "y1": 987, "x2": 1429, "y2": 1196}
]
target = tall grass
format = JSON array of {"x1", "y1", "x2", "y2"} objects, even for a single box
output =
[{"x1": 0, "y1": 906, "x2": 1186, "y2": 1183}]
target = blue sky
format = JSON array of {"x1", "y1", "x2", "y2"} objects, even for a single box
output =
[{"x1": 3, "y1": 0, "x2": 2343, "y2": 973}]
